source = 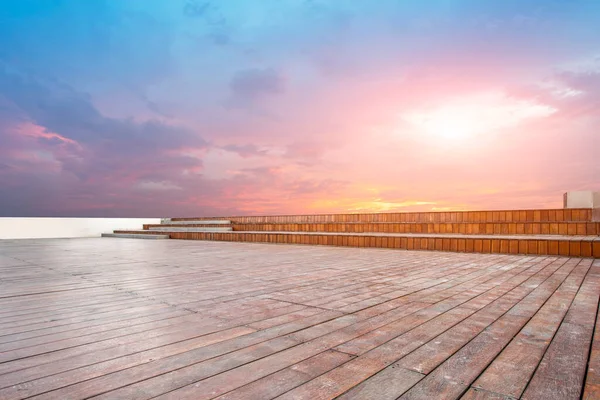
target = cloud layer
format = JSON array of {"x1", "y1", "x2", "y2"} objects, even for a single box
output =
[{"x1": 0, "y1": 0, "x2": 599, "y2": 217}]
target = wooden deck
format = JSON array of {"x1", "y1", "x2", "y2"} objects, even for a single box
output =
[{"x1": 0, "y1": 238, "x2": 598, "y2": 400}]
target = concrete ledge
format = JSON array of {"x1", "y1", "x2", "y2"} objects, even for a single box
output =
[
  {"x1": 160, "y1": 220, "x2": 232, "y2": 225},
  {"x1": 102, "y1": 233, "x2": 169, "y2": 239},
  {"x1": 148, "y1": 227, "x2": 233, "y2": 232}
]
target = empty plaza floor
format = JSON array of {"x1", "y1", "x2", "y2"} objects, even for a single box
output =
[{"x1": 0, "y1": 238, "x2": 598, "y2": 399}]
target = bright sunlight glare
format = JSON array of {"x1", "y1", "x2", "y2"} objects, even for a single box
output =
[{"x1": 401, "y1": 92, "x2": 557, "y2": 140}]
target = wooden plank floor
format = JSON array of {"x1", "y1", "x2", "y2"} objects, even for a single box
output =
[{"x1": 0, "y1": 238, "x2": 598, "y2": 400}]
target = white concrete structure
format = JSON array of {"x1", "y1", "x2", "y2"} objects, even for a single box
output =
[
  {"x1": 564, "y1": 191, "x2": 600, "y2": 221},
  {"x1": 0, "y1": 218, "x2": 161, "y2": 240},
  {"x1": 564, "y1": 191, "x2": 600, "y2": 208}
]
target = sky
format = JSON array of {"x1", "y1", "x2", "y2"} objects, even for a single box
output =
[{"x1": 0, "y1": 0, "x2": 599, "y2": 217}]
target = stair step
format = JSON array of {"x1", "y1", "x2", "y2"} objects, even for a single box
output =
[
  {"x1": 160, "y1": 219, "x2": 231, "y2": 225},
  {"x1": 148, "y1": 227, "x2": 233, "y2": 232},
  {"x1": 102, "y1": 233, "x2": 169, "y2": 239},
  {"x1": 145, "y1": 223, "x2": 233, "y2": 229},
  {"x1": 112, "y1": 230, "x2": 600, "y2": 257},
  {"x1": 224, "y1": 222, "x2": 599, "y2": 236}
]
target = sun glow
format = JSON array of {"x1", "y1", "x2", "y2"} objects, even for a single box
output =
[
  {"x1": 402, "y1": 92, "x2": 557, "y2": 140},
  {"x1": 406, "y1": 110, "x2": 479, "y2": 140}
]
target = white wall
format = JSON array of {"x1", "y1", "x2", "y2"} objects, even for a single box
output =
[
  {"x1": 564, "y1": 191, "x2": 600, "y2": 208},
  {"x1": 0, "y1": 218, "x2": 161, "y2": 239}
]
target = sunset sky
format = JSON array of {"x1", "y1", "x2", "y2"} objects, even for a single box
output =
[{"x1": 1, "y1": 0, "x2": 599, "y2": 217}]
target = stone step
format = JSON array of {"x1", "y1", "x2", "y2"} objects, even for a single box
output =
[
  {"x1": 101, "y1": 233, "x2": 169, "y2": 240},
  {"x1": 112, "y1": 230, "x2": 600, "y2": 257},
  {"x1": 169, "y1": 208, "x2": 595, "y2": 224},
  {"x1": 148, "y1": 227, "x2": 233, "y2": 232}
]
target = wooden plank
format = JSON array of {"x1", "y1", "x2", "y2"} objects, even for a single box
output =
[
  {"x1": 521, "y1": 322, "x2": 593, "y2": 400},
  {"x1": 396, "y1": 259, "x2": 576, "y2": 377},
  {"x1": 1, "y1": 334, "x2": 300, "y2": 399},
  {"x1": 471, "y1": 260, "x2": 591, "y2": 398},
  {"x1": 212, "y1": 350, "x2": 353, "y2": 399},
  {"x1": 584, "y1": 268, "x2": 600, "y2": 398},
  {"x1": 521, "y1": 266, "x2": 600, "y2": 400},
  {"x1": 399, "y1": 260, "x2": 581, "y2": 399},
  {"x1": 276, "y1": 307, "x2": 475, "y2": 400},
  {"x1": 461, "y1": 387, "x2": 516, "y2": 399},
  {"x1": 399, "y1": 314, "x2": 529, "y2": 399},
  {"x1": 0, "y1": 325, "x2": 255, "y2": 392},
  {"x1": 335, "y1": 364, "x2": 424, "y2": 400}
]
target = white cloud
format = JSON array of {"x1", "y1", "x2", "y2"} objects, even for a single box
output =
[{"x1": 538, "y1": 80, "x2": 584, "y2": 99}]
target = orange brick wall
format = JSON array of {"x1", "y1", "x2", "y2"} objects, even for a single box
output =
[{"x1": 171, "y1": 208, "x2": 593, "y2": 224}]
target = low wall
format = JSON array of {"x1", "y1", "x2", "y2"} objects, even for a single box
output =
[{"x1": 0, "y1": 218, "x2": 160, "y2": 239}]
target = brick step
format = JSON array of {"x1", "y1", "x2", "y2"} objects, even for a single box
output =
[
  {"x1": 170, "y1": 208, "x2": 594, "y2": 224},
  {"x1": 112, "y1": 230, "x2": 600, "y2": 257}
]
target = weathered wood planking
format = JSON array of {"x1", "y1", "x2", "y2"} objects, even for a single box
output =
[{"x1": 0, "y1": 238, "x2": 597, "y2": 399}]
